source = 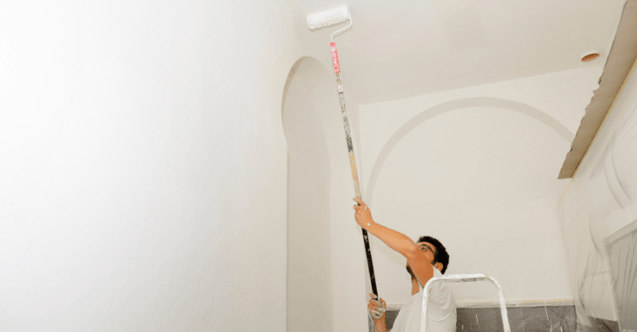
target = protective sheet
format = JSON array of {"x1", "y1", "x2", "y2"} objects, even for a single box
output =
[
  {"x1": 559, "y1": 57, "x2": 637, "y2": 331},
  {"x1": 557, "y1": 1, "x2": 637, "y2": 330},
  {"x1": 607, "y1": 225, "x2": 637, "y2": 329}
]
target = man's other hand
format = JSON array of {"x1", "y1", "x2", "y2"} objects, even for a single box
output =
[{"x1": 368, "y1": 293, "x2": 387, "y2": 320}]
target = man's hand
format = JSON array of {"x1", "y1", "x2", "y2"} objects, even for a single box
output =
[
  {"x1": 368, "y1": 293, "x2": 387, "y2": 320},
  {"x1": 353, "y1": 198, "x2": 374, "y2": 228}
]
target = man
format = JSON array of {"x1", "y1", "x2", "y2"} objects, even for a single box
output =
[{"x1": 353, "y1": 198, "x2": 456, "y2": 332}]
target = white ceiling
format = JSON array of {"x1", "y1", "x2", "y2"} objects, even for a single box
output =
[{"x1": 283, "y1": 0, "x2": 627, "y2": 104}]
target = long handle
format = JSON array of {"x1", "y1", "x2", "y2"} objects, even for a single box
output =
[{"x1": 331, "y1": 42, "x2": 378, "y2": 297}]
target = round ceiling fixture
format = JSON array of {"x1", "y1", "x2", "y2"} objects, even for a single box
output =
[{"x1": 581, "y1": 51, "x2": 600, "y2": 62}]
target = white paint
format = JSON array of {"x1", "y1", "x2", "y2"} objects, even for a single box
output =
[
  {"x1": 283, "y1": 0, "x2": 626, "y2": 103},
  {"x1": 559, "y1": 63, "x2": 637, "y2": 325},
  {"x1": 0, "y1": 1, "x2": 340, "y2": 331},
  {"x1": 357, "y1": 67, "x2": 603, "y2": 307},
  {"x1": 0, "y1": 0, "x2": 628, "y2": 331},
  {"x1": 306, "y1": 6, "x2": 350, "y2": 31}
]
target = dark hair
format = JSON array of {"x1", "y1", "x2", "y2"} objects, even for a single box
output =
[
  {"x1": 406, "y1": 264, "x2": 416, "y2": 281},
  {"x1": 417, "y1": 236, "x2": 450, "y2": 274}
]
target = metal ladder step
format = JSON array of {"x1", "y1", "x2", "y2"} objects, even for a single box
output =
[{"x1": 421, "y1": 274, "x2": 511, "y2": 332}]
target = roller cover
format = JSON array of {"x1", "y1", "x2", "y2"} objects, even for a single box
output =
[{"x1": 306, "y1": 6, "x2": 350, "y2": 31}]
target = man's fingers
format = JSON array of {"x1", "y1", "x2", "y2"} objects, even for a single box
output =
[
  {"x1": 371, "y1": 310, "x2": 384, "y2": 319},
  {"x1": 368, "y1": 292, "x2": 386, "y2": 319},
  {"x1": 368, "y1": 294, "x2": 386, "y2": 310}
]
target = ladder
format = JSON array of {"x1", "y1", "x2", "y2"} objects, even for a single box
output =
[{"x1": 421, "y1": 274, "x2": 511, "y2": 332}]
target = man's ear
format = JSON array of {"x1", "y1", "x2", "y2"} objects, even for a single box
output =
[{"x1": 433, "y1": 262, "x2": 443, "y2": 272}]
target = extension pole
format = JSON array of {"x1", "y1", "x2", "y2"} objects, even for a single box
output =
[{"x1": 330, "y1": 42, "x2": 378, "y2": 297}]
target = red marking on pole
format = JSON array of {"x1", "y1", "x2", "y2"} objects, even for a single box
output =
[{"x1": 330, "y1": 42, "x2": 341, "y2": 73}]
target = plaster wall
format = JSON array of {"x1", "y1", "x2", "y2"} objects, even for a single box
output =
[
  {"x1": 559, "y1": 64, "x2": 637, "y2": 328},
  {"x1": 1, "y1": 0, "x2": 618, "y2": 330},
  {"x1": 283, "y1": 58, "x2": 334, "y2": 332},
  {"x1": 284, "y1": 58, "x2": 369, "y2": 332},
  {"x1": 357, "y1": 67, "x2": 603, "y2": 307},
  {"x1": 0, "y1": 1, "x2": 336, "y2": 331}
]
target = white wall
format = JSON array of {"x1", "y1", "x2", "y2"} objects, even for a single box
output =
[
  {"x1": 285, "y1": 58, "x2": 370, "y2": 332},
  {"x1": 0, "y1": 1, "x2": 326, "y2": 331},
  {"x1": 283, "y1": 57, "x2": 334, "y2": 332},
  {"x1": 3, "y1": 1, "x2": 615, "y2": 330},
  {"x1": 559, "y1": 64, "x2": 637, "y2": 327},
  {"x1": 357, "y1": 67, "x2": 602, "y2": 306}
]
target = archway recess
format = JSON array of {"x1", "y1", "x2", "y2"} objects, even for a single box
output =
[{"x1": 281, "y1": 56, "x2": 334, "y2": 332}]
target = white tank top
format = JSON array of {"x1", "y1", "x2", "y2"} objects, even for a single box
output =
[{"x1": 390, "y1": 267, "x2": 457, "y2": 332}]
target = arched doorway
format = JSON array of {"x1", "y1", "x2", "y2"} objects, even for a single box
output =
[{"x1": 282, "y1": 57, "x2": 334, "y2": 332}]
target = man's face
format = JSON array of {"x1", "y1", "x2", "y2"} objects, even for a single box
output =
[
  {"x1": 417, "y1": 241, "x2": 437, "y2": 264},
  {"x1": 406, "y1": 241, "x2": 443, "y2": 273}
]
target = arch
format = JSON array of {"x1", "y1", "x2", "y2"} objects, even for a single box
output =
[
  {"x1": 365, "y1": 97, "x2": 575, "y2": 205},
  {"x1": 281, "y1": 56, "x2": 307, "y2": 113},
  {"x1": 281, "y1": 56, "x2": 335, "y2": 332}
]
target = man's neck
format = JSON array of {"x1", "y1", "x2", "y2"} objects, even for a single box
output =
[{"x1": 411, "y1": 279, "x2": 419, "y2": 295}]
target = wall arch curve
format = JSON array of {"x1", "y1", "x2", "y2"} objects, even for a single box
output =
[
  {"x1": 365, "y1": 97, "x2": 574, "y2": 205},
  {"x1": 281, "y1": 56, "x2": 307, "y2": 114}
]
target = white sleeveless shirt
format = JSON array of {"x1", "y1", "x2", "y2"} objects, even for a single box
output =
[{"x1": 390, "y1": 267, "x2": 456, "y2": 332}]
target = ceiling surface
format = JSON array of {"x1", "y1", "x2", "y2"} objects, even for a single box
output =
[{"x1": 282, "y1": 0, "x2": 627, "y2": 105}]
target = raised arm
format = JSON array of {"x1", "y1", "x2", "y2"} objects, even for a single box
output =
[{"x1": 353, "y1": 198, "x2": 435, "y2": 287}]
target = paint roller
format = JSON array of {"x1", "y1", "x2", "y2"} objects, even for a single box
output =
[{"x1": 306, "y1": 7, "x2": 379, "y2": 299}]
